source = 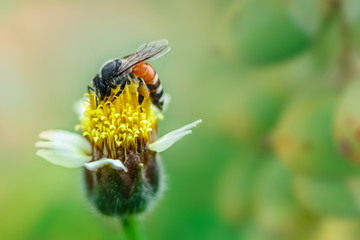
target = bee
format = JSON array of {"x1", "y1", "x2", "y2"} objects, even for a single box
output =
[{"x1": 91, "y1": 39, "x2": 170, "y2": 110}]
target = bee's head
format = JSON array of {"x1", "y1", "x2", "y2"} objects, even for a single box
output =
[{"x1": 100, "y1": 59, "x2": 122, "y2": 82}]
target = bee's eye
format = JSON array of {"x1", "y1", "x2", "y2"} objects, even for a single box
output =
[
  {"x1": 100, "y1": 59, "x2": 122, "y2": 80},
  {"x1": 114, "y1": 59, "x2": 122, "y2": 67},
  {"x1": 100, "y1": 61, "x2": 114, "y2": 80}
]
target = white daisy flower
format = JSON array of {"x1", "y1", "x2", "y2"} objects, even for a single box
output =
[{"x1": 36, "y1": 83, "x2": 201, "y2": 216}]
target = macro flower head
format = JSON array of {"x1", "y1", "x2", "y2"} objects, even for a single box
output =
[{"x1": 36, "y1": 40, "x2": 201, "y2": 217}]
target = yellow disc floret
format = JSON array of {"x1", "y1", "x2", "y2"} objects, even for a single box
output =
[{"x1": 79, "y1": 83, "x2": 158, "y2": 157}]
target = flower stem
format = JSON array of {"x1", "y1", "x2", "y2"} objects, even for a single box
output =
[{"x1": 121, "y1": 216, "x2": 147, "y2": 240}]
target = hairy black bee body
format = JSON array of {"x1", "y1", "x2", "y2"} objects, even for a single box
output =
[
  {"x1": 101, "y1": 59, "x2": 123, "y2": 87},
  {"x1": 92, "y1": 59, "x2": 128, "y2": 101},
  {"x1": 90, "y1": 40, "x2": 170, "y2": 109},
  {"x1": 92, "y1": 75, "x2": 109, "y2": 101}
]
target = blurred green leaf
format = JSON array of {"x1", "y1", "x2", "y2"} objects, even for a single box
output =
[
  {"x1": 219, "y1": 71, "x2": 289, "y2": 145},
  {"x1": 343, "y1": 0, "x2": 360, "y2": 24},
  {"x1": 26, "y1": 201, "x2": 123, "y2": 240},
  {"x1": 254, "y1": 158, "x2": 314, "y2": 240},
  {"x1": 287, "y1": 0, "x2": 324, "y2": 38},
  {"x1": 273, "y1": 89, "x2": 360, "y2": 178},
  {"x1": 216, "y1": 150, "x2": 266, "y2": 225},
  {"x1": 294, "y1": 175, "x2": 360, "y2": 217},
  {"x1": 334, "y1": 79, "x2": 360, "y2": 163},
  {"x1": 232, "y1": 0, "x2": 310, "y2": 65},
  {"x1": 312, "y1": 218, "x2": 360, "y2": 240}
]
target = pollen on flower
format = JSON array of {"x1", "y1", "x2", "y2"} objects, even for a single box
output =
[{"x1": 79, "y1": 83, "x2": 158, "y2": 158}]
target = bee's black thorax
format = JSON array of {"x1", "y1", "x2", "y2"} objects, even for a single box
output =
[{"x1": 92, "y1": 59, "x2": 127, "y2": 101}]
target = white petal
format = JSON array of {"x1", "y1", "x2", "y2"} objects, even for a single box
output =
[
  {"x1": 73, "y1": 97, "x2": 88, "y2": 118},
  {"x1": 39, "y1": 130, "x2": 91, "y2": 155},
  {"x1": 149, "y1": 119, "x2": 202, "y2": 153},
  {"x1": 36, "y1": 130, "x2": 92, "y2": 168},
  {"x1": 149, "y1": 130, "x2": 192, "y2": 153},
  {"x1": 35, "y1": 141, "x2": 85, "y2": 155},
  {"x1": 84, "y1": 158, "x2": 128, "y2": 172},
  {"x1": 36, "y1": 149, "x2": 91, "y2": 168},
  {"x1": 162, "y1": 119, "x2": 202, "y2": 138}
]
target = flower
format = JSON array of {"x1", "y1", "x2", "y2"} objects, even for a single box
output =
[{"x1": 36, "y1": 82, "x2": 201, "y2": 217}]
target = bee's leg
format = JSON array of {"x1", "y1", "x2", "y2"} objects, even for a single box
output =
[
  {"x1": 138, "y1": 94, "x2": 144, "y2": 106},
  {"x1": 137, "y1": 77, "x2": 149, "y2": 112},
  {"x1": 138, "y1": 78, "x2": 145, "y2": 106},
  {"x1": 104, "y1": 87, "x2": 112, "y2": 102},
  {"x1": 87, "y1": 85, "x2": 94, "y2": 93},
  {"x1": 111, "y1": 80, "x2": 127, "y2": 102},
  {"x1": 138, "y1": 94, "x2": 144, "y2": 113}
]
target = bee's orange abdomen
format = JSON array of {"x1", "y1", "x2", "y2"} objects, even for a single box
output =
[{"x1": 132, "y1": 62, "x2": 156, "y2": 84}]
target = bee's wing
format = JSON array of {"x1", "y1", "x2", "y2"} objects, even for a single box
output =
[
  {"x1": 116, "y1": 39, "x2": 170, "y2": 74},
  {"x1": 138, "y1": 40, "x2": 171, "y2": 61},
  {"x1": 147, "y1": 47, "x2": 171, "y2": 61}
]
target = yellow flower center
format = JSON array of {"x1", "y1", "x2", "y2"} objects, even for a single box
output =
[{"x1": 79, "y1": 83, "x2": 158, "y2": 157}]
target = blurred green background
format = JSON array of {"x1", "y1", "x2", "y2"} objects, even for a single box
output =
[{"x1": 2, "y1": 0, "x2": 360, "y2": 239}]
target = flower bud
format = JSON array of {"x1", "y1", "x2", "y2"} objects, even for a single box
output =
[
  {"x1": 84, "y1": 150, "x2": 163, "y2": 216},
  {"x1": 79, "y1": 84, "x2": 163, "y2": 216}
]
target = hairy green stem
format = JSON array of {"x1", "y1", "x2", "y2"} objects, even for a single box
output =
[{"x1": 121, "y1": 216, "x2": 147, "y2": 240}]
